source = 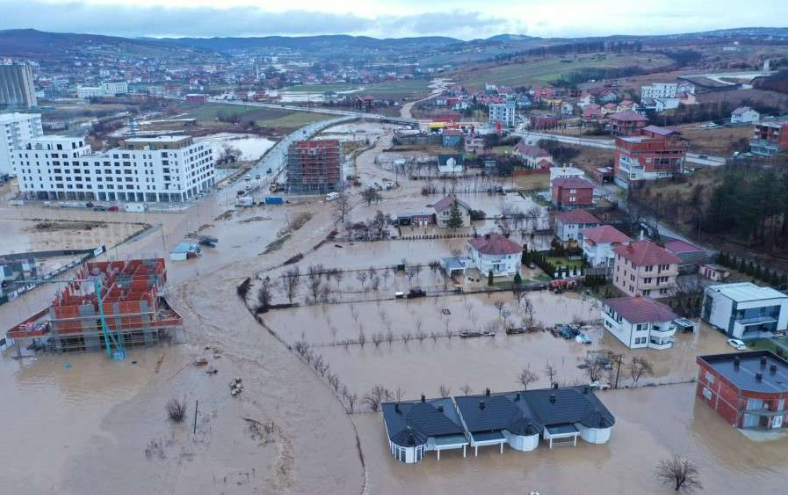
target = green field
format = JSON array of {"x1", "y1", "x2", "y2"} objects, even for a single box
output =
[
  {"x1": 182, "y1": 103, "x2": 332, "y2": 130},
  {"x1": 285, "y1": 79, "x2": 432, "y2": 100},
  {"x1": 454, "y1": 53, "x2": 674, "y2": 89},
  {"x1": 749, "y1": 337, "x2": 788, "y2": 354}
]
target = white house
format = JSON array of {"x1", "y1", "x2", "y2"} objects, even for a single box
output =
[
  {"x1": 554, "y1": 210, "x2": 601, "y2": 243},
  {"x1": 15, "y1": 135, "x2": 215, "y2": 202},
  {"x1": 702, "y1": 282, "x2": 788, "y2": 340},
  {"x1": 603, "y1": 296, "x2": 679, "y2": 350},
  {"x1": 731, "y1": 106, "x2": 760, "y2": 125},
  {"x1": 0, "y1": 112, "x2": 42, "y2": 175},
  {"x1": 580, "y1": 225, "x2": 632, "y2": 269},
  {"x1": 514, "y1": 142, "x2": 553, "y2": 169},
  {"x1": 468, "y1": 233, "x2": 521, "y2": 277}
]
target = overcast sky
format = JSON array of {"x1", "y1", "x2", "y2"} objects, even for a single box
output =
[{"x1": 1, "y1": 0, "x2": 786, "y2": 39}]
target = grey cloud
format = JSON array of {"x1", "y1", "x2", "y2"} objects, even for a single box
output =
[{"x1": 0, "y1": 1, "x2": 517, "y2": 39}]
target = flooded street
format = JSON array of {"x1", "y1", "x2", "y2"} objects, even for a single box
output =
[{"x1": 1, "y1": 117, "x2": 785, "y2": 495}]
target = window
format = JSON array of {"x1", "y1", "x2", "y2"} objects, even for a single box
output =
[{"x1": 705, "y1": 371, "x2": 715, "y2": 384}]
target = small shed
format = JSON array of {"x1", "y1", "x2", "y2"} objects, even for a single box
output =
[{"x1": 170, "y1": 242, "x2": 201, "y2": 261}]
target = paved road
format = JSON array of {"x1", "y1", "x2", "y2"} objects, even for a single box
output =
[{"x1": 514, "y1": 130, "x2": 726, "y2": 167}]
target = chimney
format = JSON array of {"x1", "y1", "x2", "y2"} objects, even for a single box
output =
[
  {"x1": 421, "y1": 394, "x2": 426, "y2": 403},
  {"x1": 770, "y1": 364, "x2": 778, "y2": 375},
  {"x1": 395, "y1": 403, "x2": 400, "y2": 413},
  {"x1": 549, "y1": 393, "x2": 556, "y2": 404},
  {"x1": 733, "y1": 356, "x2": 740, "y2": 369},
  {"x1": 485, "y1": 387, "x2": 491, "y2": 396},
  {"x1": 583, "y1": 385, "x2": 590, "y2": 394},
  {"x1": 756, "y1": 372, "x2": 763, "y2": 382},
  {"x1": 437, "y1": 405, "x2": 444, "y2": 413},
  {"x1": 479, "y1": 400, "x2": 486, "y2": 410},
  {"x1": 761, "y1": 356, "x2": 768, "y2": 368},
  {"x1": 552, "y1": 382, "x2": 559, "y2": 390},
  {"x1": 484, "y1": 234, "x2": 491, "y2": 240},
  {"x1": 514, "y1": 393, "x2": 521, "y2": 401}
]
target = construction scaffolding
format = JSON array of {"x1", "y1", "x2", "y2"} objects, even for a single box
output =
[
  {"x1": 286, "y1": 139, "x2": 343, "y2": 194},
  {"x1": 6, "y1": 258, "x2": 183, "y2": 357}
]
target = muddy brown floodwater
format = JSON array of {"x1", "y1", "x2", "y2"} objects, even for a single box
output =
[{"x1": 1, "y1": 119, "x2": 785, "y2": 495}]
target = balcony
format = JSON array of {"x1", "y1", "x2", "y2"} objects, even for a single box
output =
[
  {"x1": 648, "y1": 338, "x2": 674, "y2": 350},
  {"x1": 651, "y1": 324, "x2": 676, "y2": 338}
]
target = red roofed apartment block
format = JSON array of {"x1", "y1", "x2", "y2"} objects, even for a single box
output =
[
  {"x1": 608, "y1": 110, "x2": 648, "y2": 137},
  {"x1": 551, "y1": 176, "x2": 595, "y2": 210},
  {"x1": 468, "y1": 233, "x2": 522, "y2": 277},
  {"x1": 614, "y1": 125, "x2": 688, "y2": 188},
  {"x1": 613, "y1": 240, "x2": 680, "y2": 297}
]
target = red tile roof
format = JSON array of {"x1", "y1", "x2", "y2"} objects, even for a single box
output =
[
  {"x1": 604, "y1": 296, "x2": 677, "y2": 324},
  {"x1": 432, "y1": 194, "x2": 471, "y2": 212},
  {"x1": 555, "y1": 209, "x2": 601, "y2": 225},
  {"x1": 514, "y1": 142, "x2": 550, "y2": 157},
  {"x1": 663, "y1": 239, "x2": 704, "y2": 255},
  {"x1": 469, "y1": 233, "x2": 522, "y2": 255},
  {"x1": 580, "y1": 225, "x2": 632, "y2": 245},
  {"x1": 613, "y1": 240, "x2": 681, "y2": 266},
  {"x1": 551, "y1": 177, "x2": 595, "y2": 189},
  {"x1": 609, "y1": 110, "x2": 648, "y2": 122}
]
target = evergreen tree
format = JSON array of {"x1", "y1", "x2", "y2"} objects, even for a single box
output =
[
  {"x1": 514, "y1": 272, "x2": 522, "y2": 286},
  {"x1": 447, "y1": 199, "x2": 464, "y2": 230}
]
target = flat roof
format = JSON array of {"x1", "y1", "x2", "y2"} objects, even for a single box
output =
[
  {"x1": 0, "y1": 113, "x2": 40, "y2": 123},
  {"x1": 699, "y1": 351, "x2": 788, "y2": 394},
  {"x1": 708, "y1": 282, "x2": 788, "y2": 303},
  {"x1": 125, "y1": 136, "x2": 190, "y2": 143}
]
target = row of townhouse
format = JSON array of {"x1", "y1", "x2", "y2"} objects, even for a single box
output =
[{"x1": 14, "y1": 135, "x2": 215, "y2": 202}]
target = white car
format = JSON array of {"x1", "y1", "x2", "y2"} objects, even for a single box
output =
[{"x1": 727, "y1": 339, "x2": 747, "y2": 351}]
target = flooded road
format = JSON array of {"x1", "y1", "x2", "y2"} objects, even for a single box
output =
[{"x1": 1, "y1": 118, "x2": 782, "y2": 495}]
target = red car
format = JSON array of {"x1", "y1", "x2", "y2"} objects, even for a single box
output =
[{"x1": 107, "y1": 205, "x2": 119, "y2": 211}]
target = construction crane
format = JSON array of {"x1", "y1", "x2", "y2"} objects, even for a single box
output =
[{"x1": 8, "y1": 276, "x2": 127, "y2": 361}]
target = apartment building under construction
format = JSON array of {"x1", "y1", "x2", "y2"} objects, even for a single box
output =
[
  {"x1": 286, "y1": 139, "x2": 342, "y2": 194},
  {"x1": 5, "y1": 258, "x2": 183, "y2": 356}
]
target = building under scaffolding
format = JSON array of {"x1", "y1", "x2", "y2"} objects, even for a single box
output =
[
  {"x1": 286, "y1": 139, "x2": 342, "y2": 194},
  {"x1": 5, "y1": 258, "x2": 183, "y2": 356}
]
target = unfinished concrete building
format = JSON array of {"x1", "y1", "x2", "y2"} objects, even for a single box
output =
[
  {"x1": 6, "y1": 258, "x2": 183, "y2": 356},
  {"x1": 286, "y1": 139, "x2": 342, "y2": 194}
]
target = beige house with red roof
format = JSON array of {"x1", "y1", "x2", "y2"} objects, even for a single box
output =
[
  {"x1": 432, "y1": 194, "x2": 471, "y2": 228},
  {"x1": 602, "y1": 296, "x2": 678, "y2": 350},
  {"x1": 580, "y1": 225, "x2": 632, "y2": 269},
  {"x1": 468, "y1": 233, "x2": 522, "y2": 277},
  {"x1": 613, "y1": 240, "x2": 680, "y2": 297}
]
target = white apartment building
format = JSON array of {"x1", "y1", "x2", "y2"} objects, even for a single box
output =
[
  {"x1": 0, "y1": 112, "x2": 43, "y2": 175},
  {"x1": 102, "y1": 81, "x2": 129, "y2": 95},
  {"x1": 640, "y1": 82, "x2": 695, "y2": 99},
  {"x1": 488, "y1": 103, "x2": 516, "y2": 128},
  {"x1": 702, "y1": 282, "x2": 788, "y2": 340},
  {"x1": 15, "y1": 135, "x2": 215, "y2": 202}
]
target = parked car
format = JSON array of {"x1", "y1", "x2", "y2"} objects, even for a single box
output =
[
  {"x1": 727, "y1": 338, "x2": 747, "y2": 351},
  {"x1": 93, "y1": 205, "x2": 107, "y2": 211},
  {"x1": 107, "y1": 205, "x2": 119, "y2": 211}
]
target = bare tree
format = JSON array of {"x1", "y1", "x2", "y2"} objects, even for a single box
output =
[
  {"x1": 402, "y1": 332, "x2": 413, "y2": 344},
  {"x1": 628, "y1": 356, "x2": 654, "y2": 386},
  {"x1": 345, "y1": 392, "x2": 358, "y2": 413},
  {"x1": 394, "y1": 387, "x2": 406, "y2": 402},
  {"x1": 494, "y1": 301, "x2": 505, "y2": 319},
  {"x1": 363, "y1": 385, "x2": 392, "y2": 412},
  {"x1": 256, "y1": 277, "x2": 276, "y2": 313},
  {"x1": 372, "y1": 333, "x2": 384, "y2": 348},
  {"x1": 517, "y1": 364, "x2": 540, "y2": 390},
  {"x1": 356, "y1": 270, "x2": 368, "y2": 289},
  {"x1": 439, "y1": 384, "x2": 452, "y2": 398},
  {"x1": 656, "y1": 455, "x2": 703, "y2": 492},
  {"x1": 521, "y1": 295, "x2": 535, "y2": 326},
  {"x1": 405, "y1": 265, "x2": 421, "y2": 283},
  {"x1": 460, "y1": 384, "x2": 473, "y2": 395},
  {"x1": 357, "y1": 330, "x2": 366, "y2": 348},
  {"x1": 544, "y1": 361, "x2": 558, "y2": 386},
  {"x1": 582, "y1": 356, "x2": 605, "y2": 383},
  {"x1": 282, "y1": 266, "x2": 301, "y2": 303},
  {"x1": 332, "y1": 191, "x2": 352, "y2": 225},
  {"x1": 166, "y1": 398, "x2": 187, "y2": 422}
]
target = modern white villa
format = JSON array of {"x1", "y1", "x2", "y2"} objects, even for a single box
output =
[
  {"x1": 702, "y1": 282, "x2": 788, "y2": 340},
  {"x1": 468, "y1": 233, "x2": 521, "y2": 277},
  {"x1": 382, "y1": 386, "x2": 615, "y2": 464},
  {"x1": 603, "y1": 296, "x2": 679, "y2": 350},
  {"x1": 581, "y1": 225, "x2": 632, "y2": 270}
]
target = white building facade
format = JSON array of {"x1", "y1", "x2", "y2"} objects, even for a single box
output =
[
  {"x1": 0, "y1": 112, "x2": 42, "y2": 175},
  {"x1": 702, "y1": 282, "x2": 788, "y2": 340},
  {"x1": 468, "y1": 233, "x2": 522, "y2": 277},
  {"x1": 641, "y1": 82, "x2": 695, "y2": 99},
  {"x1": 603, "y1": 296, "x2": 678, "y2": 350},
  {"x1": 15, "y1": 135, "x2": 215, "y2": 202},
  {"x1": 488, "y1": 103, "x2": 516, "y2": 128}
]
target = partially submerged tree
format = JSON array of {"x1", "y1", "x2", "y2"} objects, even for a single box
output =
[
  {"x1": 281, "y1": 266, "x2": 301, "y2": 303},
  {"x1": 517, "y1": 364, "x2": 540, "y2": 390},
  {"x1": 332, "y1": 191, "x2": 352, "y2": 225},
  {"x1": 362, "y1": 187, "x2": 382, "y2": 206},
  {"x1": 656, "y1": 455, "x2": 703, "y2": 492},
  {"x1": 363, "y1": 385, "x2": 392, "y2": 412},
  {"x1": 543, "y1": 361, "x2": 558, "y2": 386},
  {"x1": 166, "y1": 398, "x2": 187, "y2": 422},
  {"x1": 628, "y1": 356, "x2": 654, "y2": 386}
]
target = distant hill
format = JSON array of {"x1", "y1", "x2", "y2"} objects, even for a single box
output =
[{"x1": 0, "y1": 29, "x2": 187, "y2": 59}]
